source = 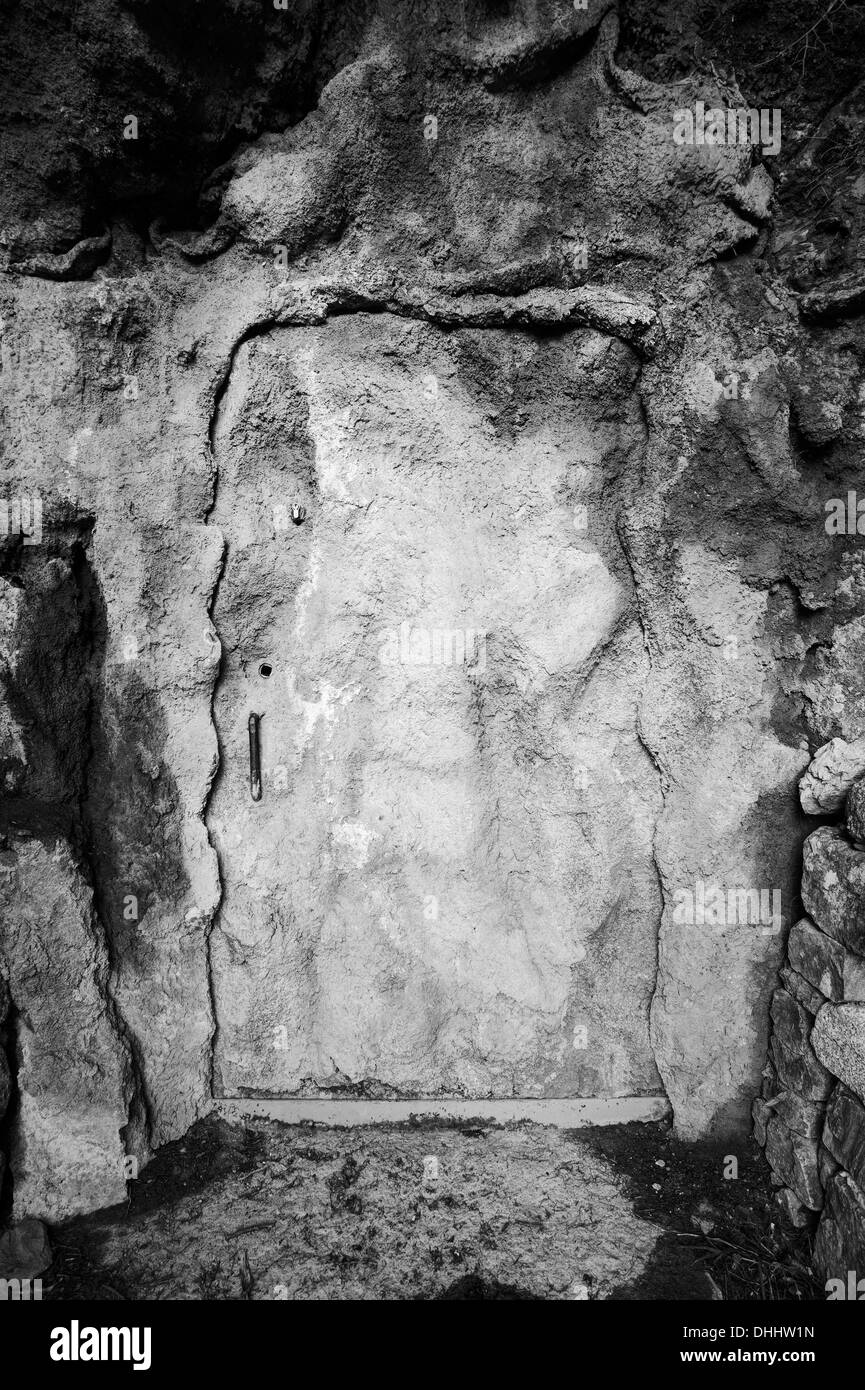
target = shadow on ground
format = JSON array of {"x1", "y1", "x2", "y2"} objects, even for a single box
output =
[{"x1": 40, "y1": 1116, "x2": 821, "y2": 1301}]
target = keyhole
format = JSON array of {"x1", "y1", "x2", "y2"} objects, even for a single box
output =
[{"x1": 259, "y1": 662, "x2": 273, "y2": 679}]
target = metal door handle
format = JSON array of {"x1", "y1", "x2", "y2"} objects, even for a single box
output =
[{"x1": 248, "y1": 712, "x2": 262, "y2": 802}]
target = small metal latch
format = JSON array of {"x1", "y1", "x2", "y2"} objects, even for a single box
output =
[{"x1": 248, "y1": 712, "x2": 262, "y2": 802}]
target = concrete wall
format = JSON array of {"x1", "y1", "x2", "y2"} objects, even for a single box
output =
[{"x1": 1, "y1": 2, "x2": 864, "y2": 1222}]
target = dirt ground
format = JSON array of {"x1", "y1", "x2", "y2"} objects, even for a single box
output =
[{"x1": 42, "y1": 1117, "x2": 821, "y2": 1301}]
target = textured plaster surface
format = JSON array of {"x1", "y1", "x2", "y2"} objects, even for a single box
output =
[{"x1": 1, "y1": 1, "x2": 863, "y2": 1217}]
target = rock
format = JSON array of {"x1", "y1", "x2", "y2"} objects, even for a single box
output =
[
  {"x1": 789, "y1": 346, "x2": 860, "y2": 446},
  {"x1": 838, "y1": 954, "x2": 865, "y2": 1004},
  {"x1": 761, "y1": 1057, "x2": 780, "y2": 1101},
  {"x1": 787, "y1": 918, "x2": 842, "y2": 998},
  {"x1": 752, "y1": 1096, "x2": 772, "y2": 1146},
  {"x1": 800, "y1": 270, "x2": 865, "y2": 324},
  {"x1": 799, "y1": 737, "x2": 865, "y2": 814},
  {"x1": 787, "y1": 918, "x2": 865, "y2": 1003},
  {"x1": 770, "y1": 988, "x2": 814, "y2": 1054},
  {"x1": 770, "y1": 1033, "x2": 833, "y2": 1104},
  {"x1": 819, "y1": 1143, "x2": 841, "y2": 1191},
  {"x1": 814, "y1": 1173, "x2": 865, "y2": 1282},
  {"x1": 771, "y1": 1091, "x2": 827, "y2": 1140},
  {"x1": 0, "y1": 1218, "x2": 52, "y2": 1279},
  {"x1": 776, "y1": 1187, "x2": 814, "y2": 1229},
  {"x1": 691, "y1": 1200, "x2": 717, "y2": 1235},
  {"x1": 839, "y1": 957, "x2": 865, "y2": 1005},
  {"x1": 779, "y1": 963, "x2": 825, "y2": 1015},
  {"x1": 0, "y1": 839, "x2": 136, "y2": 1220},
  {"x1": 764, "y1": 1116, "x2": 823, "y2": 1209},
  {"x1": 848, "y1": 779, "x2": 865, "y2": 848},
  {"x1": 812, "y1": 1004, "x2": 865, "y2": 1107},
  {"x1": 761, "y1": 1053, "x2": 826, "y2": 1136},
  {"x1": 823, "y1": 1085, "x2": 865, "y2": 1190},
  {"x1": 802, "y1": 828, "x2": 865, "y2": 956},
  {"x1": 0, "y1": 1048, "x2": 9, "y2": 1124}
]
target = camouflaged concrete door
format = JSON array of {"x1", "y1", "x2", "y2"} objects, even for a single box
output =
[{"x1": 207, "y1": 313, "x2": 663, "y2": 1101}]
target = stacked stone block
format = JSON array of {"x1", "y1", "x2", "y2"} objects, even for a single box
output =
[
  {"x1": 755, "y1": 772, "x2": 865, "y2": 1279},
  {"x1": 0, "y1": 972, "x2": 9, "y2": 1200}
]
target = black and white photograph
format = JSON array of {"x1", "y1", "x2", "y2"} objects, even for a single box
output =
[{"x1": 1, "y1": 0, "x2": 865, "y2": 1365}]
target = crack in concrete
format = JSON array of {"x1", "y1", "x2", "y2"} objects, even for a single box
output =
[
  {"x1": 201, "y1": 317, "x2": 293, "y2": 1099},
  {"x1": 279, "y1": 281, "x2": 659, "y2": 353},
  {"x1": 4, "y1": 230, "x2": 112, "y2": 282},
  {"x1": 74, "y1": 526, "x2": 152, "y2": 1164},
  {"x1": 201, "y1": 534, "x2": 227, "y2": 1103},
  {"x1": 613, "y1": 383, "x2": 673, "y2": 1120}
]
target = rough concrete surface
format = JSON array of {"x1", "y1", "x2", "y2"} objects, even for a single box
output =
[
  {"x1": 209, "y1": 317, "x2": 661, "y2": 1101},
  {"x1": 0, "y1": 0, "x2": 864, "y2": 1243}
]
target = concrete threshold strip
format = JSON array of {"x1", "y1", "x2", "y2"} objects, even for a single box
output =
[{"x1": 215, "y1": 1096, "x2": 671, "y2": 1127}]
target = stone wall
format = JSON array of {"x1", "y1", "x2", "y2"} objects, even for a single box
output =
[{"x1": 755, "y1": 759, "x2": 865, "y2": 1280}]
